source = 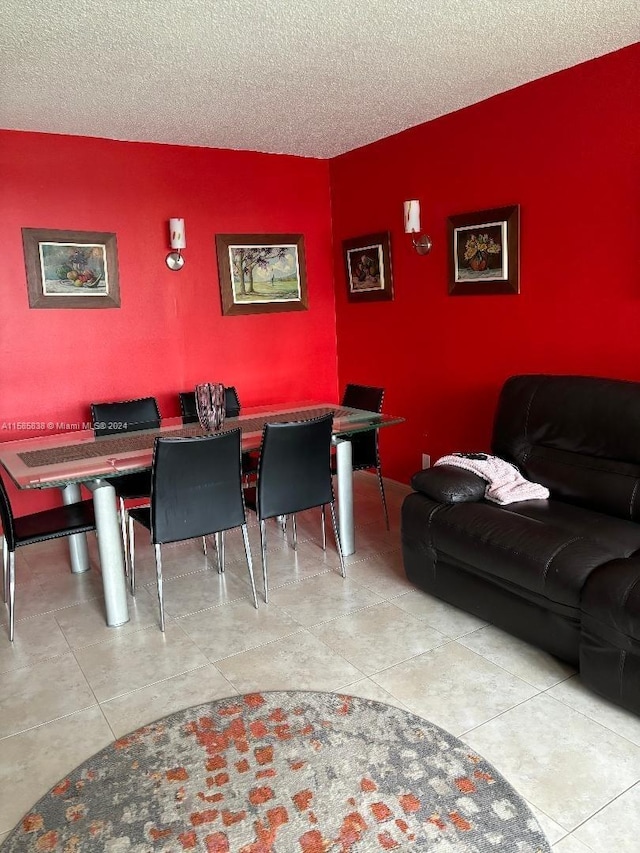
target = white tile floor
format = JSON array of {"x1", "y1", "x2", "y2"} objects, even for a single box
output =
[{"x1": 1, "y1": 473, "x2": 640, "y2": 849}]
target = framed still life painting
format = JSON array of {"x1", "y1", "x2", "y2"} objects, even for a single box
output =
[
  {"x1": 448, "y1": 205, "x2": 519, "y2": 295},
  {"x1": 22, "y1": 228, "x2": 120, "y2": 308},
  {"x1": 343, "y1": 232, "x2": 393, "y2": 302},
  {"x1": 216, "y1": 233, "x2": 308, "y2": 316}
]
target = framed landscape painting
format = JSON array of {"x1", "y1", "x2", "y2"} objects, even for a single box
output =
[
  {"x1": 216, "y1": 233, "x2": 308, "y2": 316},
  {"x1": 448, "y1": 205, "x2": 520, "y2": 295},
  {"x1": 22, "y1": 228, "x2": 120, "y2": 308},
  {"x1": 343, "y1": 232, "x2": 393, "y2": 302}
]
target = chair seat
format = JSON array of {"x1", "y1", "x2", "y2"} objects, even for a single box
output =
[
  {"x1": 128, "y1": 506, "x2": 151, "y2": 530},
  {"x1": 108, "y1": 471, "x2": 152, "y2": 500},
  {"x1": 242, "y1": 450, "x2": 260, "y2": 475},
  {"x1": 1, "y1": 471, "x2": 97, "y2": 642},
  {"x1": 14, "y1": 500, "x2": 96, "y2": 547},
  {"x1": 330, "y1": 456, "x2": 374, "y2": 474},
  {"x1": 243, "y1": 486, "x2": 331, "y2": 518},
  {"x1": 128, "y1": 504, "x2": 247, "y2": 538},
  {"x1": 330, "y1": 431, "x2": 379, "y2": 473}
]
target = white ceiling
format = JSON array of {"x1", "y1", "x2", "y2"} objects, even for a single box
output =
[{"x1": 2, "y1": 0, "x2": 638, "y2": 159}]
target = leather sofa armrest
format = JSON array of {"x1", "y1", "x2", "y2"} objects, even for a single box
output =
[{"x1": 410, "y1": 465, "x2": 486, "y2": 504}]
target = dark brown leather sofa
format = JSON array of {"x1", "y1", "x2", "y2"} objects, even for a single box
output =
[{"x1": 401, "y1": 374, "x2": 640, "y2": 715}]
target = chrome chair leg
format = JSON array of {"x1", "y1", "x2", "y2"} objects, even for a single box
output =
[
  {"x1": 329, "y1": 501, "x2": 346, "y2": 578},
  {"x1": 128, "y1": 515, "x2": 136, "y2": 595},
  {"x1": 8, "y1": 550, "x2": 16, "y2": 642},
  {"x1": 154, "y1": 543, "x2": 165, "y2": 632},
  {"x1": 2, "y1": 535, "x2": 7, "y2": 603},
  {"x1": 376, "y1": 466, "x2": 390, "y2": 530},
  {"x1": 321, "y1": 506, "x2": 327, "y2": 551},
  {"x1": 214, "y1": 532, "x2": 226, "y2": 573},
  {"x1": 119, "y1": 496, "x2": 129, "y2": 575},
  {"x1": 241, "y1": 523, "x2": 259, "y2": 609},
  {"x1": 259, "y1": 519, "x2": 269, "y2": 603},
  {"x1": 213, "y1": 533, "x2": 221, "y2": 573},
  {"x1": 292, "y1": 515, "x2": 297, "y2": 551},
  {"x1": 202, "y1": 536, "x2": 208, "y2": 557}
]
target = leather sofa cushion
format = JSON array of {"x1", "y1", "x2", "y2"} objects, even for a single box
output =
[
  {"x1": 517, "y1": 446, "x2": 640, "y2": 522},
  {"x1": 582, "y1": 558, "x2": 640, "y2": 642},
  {"x1": 411, "y1": 465, "x2": 485, "y2": 503},
  {"x1": 427, "y1": 498, "x2": 640, "y2": 609},
  {"x1": 492, "y1": 375, "x2": 640, "y2": 521},
  {"x1": 499, "y1": 499, "x2": 640, "y2": 557},
  {"x1": 580, "y1": 559, "x2": 640, "y2": 713},
  {"x1": 494, "y1": 375, "x2": 640, "y2": 466}
]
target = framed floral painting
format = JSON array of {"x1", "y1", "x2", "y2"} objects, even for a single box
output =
[
  {"x1": 22, "y1": 228, "x2": 120, "y2": 308},
  {"x1": 343, "y1": 232, "x2": 393, "y2": 302},
  {"x1": 448, "y1": 205, "x2": 519, "y2": 295}
]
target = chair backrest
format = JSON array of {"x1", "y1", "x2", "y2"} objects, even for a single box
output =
[
  {"x1": 179, "y1": 387, "x2": 241, "y2": 424},
  {"x1": 151, "y1": 429, "x2": 246, "y2": 544},
  {"x1": 341, "y1": 383, "x2": 384, "y2": 470},
  {"x1": 342, "y1": 383, "x2": 384, "y2": 414},
  {"x1": 91, "y1": 397, "x2": 161, "y2": 437},
  {"x1": 0, "y1": 474, "x2": 16, "y2": 551},
  {"x1": 257, "y1": 414, "x2": 334, "y2": 520}
]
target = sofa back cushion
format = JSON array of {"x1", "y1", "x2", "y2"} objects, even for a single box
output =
[{"x1": 492, "y1": 374, "x2": 640, "y2": 521}]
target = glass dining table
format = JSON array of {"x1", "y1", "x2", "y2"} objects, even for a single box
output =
[{"x1": 0, "y1": 403, "x2": 403, "y2": 628}]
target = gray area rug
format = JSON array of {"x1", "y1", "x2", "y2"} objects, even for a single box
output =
[{"x1": 1, "y1": 690, "x2": 551, "y2": 851}]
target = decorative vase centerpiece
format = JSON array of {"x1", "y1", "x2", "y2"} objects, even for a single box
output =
[{"x1": 195, "y1": 383, "x2": 226, "y2": 431}]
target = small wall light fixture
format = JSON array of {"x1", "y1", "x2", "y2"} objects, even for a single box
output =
[
  {"x1": 166, "y1": 218, "x2": 186, "y2": 270},
  {"x1": 403, "y1": 200, "x2": 432, "y2": 255}
]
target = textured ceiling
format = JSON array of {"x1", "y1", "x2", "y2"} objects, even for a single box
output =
[{"x1": 2, "y1": 0, "x2": 638, "y2": 158}]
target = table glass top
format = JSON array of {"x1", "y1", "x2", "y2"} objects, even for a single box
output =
[{"x1": 0, "y1": 402, "x2": 404, "y2": 489}]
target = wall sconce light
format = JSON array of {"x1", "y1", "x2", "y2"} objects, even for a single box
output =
[
  {"x1": 403, "y1": 200, "x2": 432, "y2": 255},
  {"x1": 166, "y1": 218, "x2": 186, "y2": 270}
]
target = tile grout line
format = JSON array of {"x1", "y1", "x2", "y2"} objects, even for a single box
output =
[
  {"x1": 556, "y1": 779, "x2": 640, "y2": 848},
  {"x1": 537, "y1": 679, "x2": 640, "y2": 751},
  {"x1": 96, "y1": 660, "x2": 229, "y2": 716},
  {"x1": 0, "y1": 701, "x2": 102, "y2": 743}
]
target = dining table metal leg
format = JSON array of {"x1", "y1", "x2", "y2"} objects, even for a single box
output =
[
  {"x1": 334, "y1": 437, "x2": 354, "y2": 556},
  {"x1": 86, "y1": 479, "x2": 130, "y2": 627},
  {"x1": 60, "y1": 483, "x2": 90, "y2": 574}
]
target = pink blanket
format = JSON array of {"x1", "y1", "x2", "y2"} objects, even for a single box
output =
[{"x1": 434, "y1": 454, "x2": 550, "y2": 505}]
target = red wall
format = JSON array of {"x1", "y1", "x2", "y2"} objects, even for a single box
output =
[
  {"x1": 2, "y1": 43, "x2": 639, "y2": 513},
  {"x1": 330, "y1": 43, "x2": 640, "y2": 484},
  {"x1": 0, "y1": 132, "x2": 337, "y2": 510}
]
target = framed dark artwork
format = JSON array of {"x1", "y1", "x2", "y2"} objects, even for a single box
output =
[
  {"x1": 343, "y1": 232, "x2": 393, "y2": 302},
  {"x1": 448, "y1": 205, "x2": 520, "y2": 295},
  {"x1": 22, "y1": 229, "x2": 120, "y2": 308},
  {"x1": 215, "y1": 233, "x2": 308, "y2": 316}
]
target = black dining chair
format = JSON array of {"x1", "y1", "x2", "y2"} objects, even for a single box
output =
[
  {"x1": 178, "y1": 387, "x2": 241, "y2": 424},
  {"x1": 127, "y1": 429, "x2": 258, "y2": 631},
  {"x1": 244, "y1": 413, "x2": 345, "y2": 603},
  {"x1": 90, "y1": 397, "x2": 161, "y2": 575},
  {"x1": 336, "y1": 383, "x2": 389, "y2": 529},
  {"x1": 179, "y1": 387, "x2": 259, "y2": 488},
  {"x1": 0, "y1": 474, "x2": 96, "y2": 641}
]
